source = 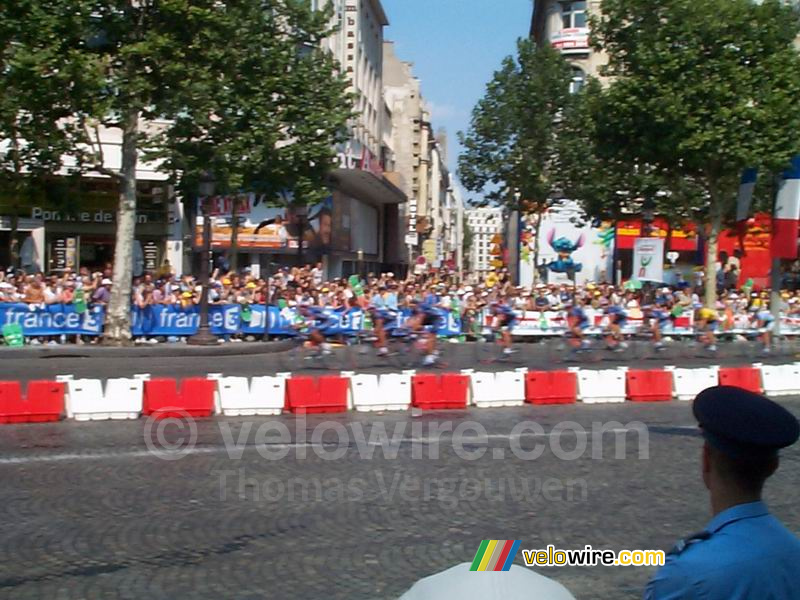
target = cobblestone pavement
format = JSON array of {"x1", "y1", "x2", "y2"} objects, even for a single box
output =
[
  {"x1": 1, "y1": 338, "x2": 798, "y2": 383},
  {"x1": 1, "y1": 400, "x2": 799, "y2": 599}
]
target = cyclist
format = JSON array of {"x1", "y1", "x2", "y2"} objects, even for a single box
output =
[
  {"x1": 366, "y1": 302, "x2": 398, "y2": 357},
  {"x1": 566, "y1": 298, "x2": 592, "y2": 352},
  {"x1": 752, "y1": 305, "x2": 775, "y2": 354},
  {"x1": 408, "y1": 299, "x2": 441, "y2": 366},
  {"x1": 695, "y1": 305, "x2": 720, "y2": 352},
  {"x1": 489, "y1": 300, "x2": 518, "y2": 356},
  {"x1": 295, "y1": 302, "x2": 332, "y2": 356},
  {"x1": 604, "y1": 303, "x2": 629, "y2": 351},
  {"x1": 645, "y1": 295, "x2": 672, "y2": 351}
]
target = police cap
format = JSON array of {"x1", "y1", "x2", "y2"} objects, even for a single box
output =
[{"x1": 693, "y1": 386, "x2": 800, "y2": 459}]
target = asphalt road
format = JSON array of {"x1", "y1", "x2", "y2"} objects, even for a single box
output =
[
  {"x1": 0, "y1": 338, "x2": 797, "y2": 383},
  {"x1": 1, "y1": 399, "x2": 800, "y2": 599}
]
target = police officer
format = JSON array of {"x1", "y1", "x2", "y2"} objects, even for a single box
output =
[{"x1": 645, "y1": 386, "x2": 800, "y2": 599}]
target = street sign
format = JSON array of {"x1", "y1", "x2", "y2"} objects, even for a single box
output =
[{"x1": 405, "y1": 233, "x2": 418, "y2": 246}]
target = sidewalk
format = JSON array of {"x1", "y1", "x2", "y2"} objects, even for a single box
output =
[{"x1": 0, "y1": 339, "x2": 294, "y2": 359}]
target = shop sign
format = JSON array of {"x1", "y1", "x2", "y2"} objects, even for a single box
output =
[
  {"x1": 31, "y1": 206, "x2": 149, "y2": 225},
  {"x1": 51, "y1": 237, "x2": 79, "y2": 271},
  {"x1": 143, "y1": 241, "x2": 160, "y2": 272},
  {"x1": 551, "y1": 27, "x2": 590, "y2": 53}
]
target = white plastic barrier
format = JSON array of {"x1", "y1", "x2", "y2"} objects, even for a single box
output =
[
  {"x1": 756, "y1": 363, "x2": 800, "y2": 397},
  {"x1": 349, "y1": 373, "x2": 412, "y2": 412},
  {"x1": 464, "y1": 370, "x2": 526, "y2": 408},
  {"x1": 666, "y1": 366, "x2": 719, "y2": 401},
  {"x1": 576, "y1": 367, "x2": 628, "y2": 404},
  {"x1": 215, "y1": 376, "x2": 285, "y2": 416},
  {"x1": 66, "y1": 378, "x2": 143, "y2": 421}
]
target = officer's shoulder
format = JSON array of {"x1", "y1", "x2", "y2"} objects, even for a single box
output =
[{"x1": 668, "y1": 530, "x2": 712, "y2": 559}]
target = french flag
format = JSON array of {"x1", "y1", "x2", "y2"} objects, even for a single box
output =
[
  {"x1": 736, "y1": 168, "x2": 758, "y2": 222},
  {"x1": 772, "y1": 156, "x2": 800, "y2": 260}
]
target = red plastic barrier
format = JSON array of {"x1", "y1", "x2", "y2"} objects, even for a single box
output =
[
  {"x1": 0, "y1": 381, "x2": 64, "y2": 423},
  {"x1": 718, "y1": 367, "x2": 763, "y2": 394},
  {"x1": 412, "y1": 374, "x2": 468, "y2": 410},
  {"x1": 285, "y1": 376, "x2": 348, "y2": 414},
  {"x1": 626, "y1": 370, "x2": 673, "y2": 402},
  {"x1": 143, "y1": 378, "x2": 215, "y2": 419},
  {"x1": 525, "y1": 371, "x2": 577, "y2": 405}
]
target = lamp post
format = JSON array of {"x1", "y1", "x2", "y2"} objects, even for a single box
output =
[
  {"x1": 357, "y1": 248, "x2": 364, "y2": 278},
  {"x1": 188, "y1": 173, "x2": 218, "y2": 346}
]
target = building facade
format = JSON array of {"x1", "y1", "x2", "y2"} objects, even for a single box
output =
[
  {"x1": 0, "y1": 121, "x2": 181, "y2": 277},
  {"x1": 466, "y1": 207, "x2": 504, "y2": 275},
  {"x1": 383, "y1": 42, "x2": 460, "y2": 272},
  {"x1": 531, "y1": 0, "x2": 606, "y2": 91},
  {"x1": 195, "y1": 0, "x2": 407, "y2": 280}
]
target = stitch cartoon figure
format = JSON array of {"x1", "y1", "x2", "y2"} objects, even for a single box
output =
[{"x1": 547, "y1": 229, "x2": 584, "y2": 274}]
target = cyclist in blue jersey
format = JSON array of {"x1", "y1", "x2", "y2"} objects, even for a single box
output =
[
  {"x1": 753, "y1": 307, "x2": 775, "y2": 354},
  {"x1": 566, "y1": 299, "x2": 592, "y2": 351},
  {"x1": 367, "y1": 302, "x2": 397, "y2": 357},
  {"x1": 604, "y1": 304, "x2": 629, "y2": 351},
  {"x1": 489, "y1": 301, "x2": 517, "y2": 355},
  {"x1": 296, "y1": 303, "x2": 333, "y2": 356},
  {"x1": 408, "y1": 299, "x2": 441, "y2": 366},
  {"x1": 645, "y1": 296, "x2": 672, "y2": 351}
]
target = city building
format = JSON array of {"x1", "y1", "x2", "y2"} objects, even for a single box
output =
[
  {"x1": 383, "y1": 42, "x2": 460, "y2": 272},
  {"x1": 466, "y1": 207, "x2": 504, "y2": 276},
  {"x1": 531, "y1": 0, "x2": 606, "y2": 92},
  {"x1": 0, "y1": 122, "x2": 180, "y2": 276},
  {"x1": 198, "y1": 0, "x2": 407, "y2": 279}
]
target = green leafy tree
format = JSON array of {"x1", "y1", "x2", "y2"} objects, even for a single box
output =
[
  {"x1": 593, "y1": 0, "x2": 800, "y2": 306},
  {"x1": 555, "y1": 79, "x2": 707, "y2": 249},
  {"x1": 458, "y1": 39, "x2": 574, "y2": 208},
  {"x1": 0, "y1": 1, "x2": 79, "y2": 268},
  {"x1": 458, "y1": 39, "x2": 574, "y2": 281},
  {"x1": 151, "y1": 0, "x2": 352, "y2": 272},
  {"x1": 5, "y1": 0, "x2": 351, "y2": 343}
]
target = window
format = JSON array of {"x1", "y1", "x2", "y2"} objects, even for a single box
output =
[
  {"x1": 570, "y1": 66, "x2": 585, "y2": 94},
  {"x1": 561, "y1": 1, "x2": 587, "y2": 29}
]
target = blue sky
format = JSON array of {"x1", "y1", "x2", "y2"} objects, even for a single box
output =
[{"x1": 382, "y1": 0, "x2": 533, "y2": 200}]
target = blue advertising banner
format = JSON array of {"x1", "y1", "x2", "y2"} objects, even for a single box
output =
[
  {"x1": 0, "y1": 303, "x2": 104, "y2": 336},
  {"x1": 0, "y1": 303, "x2": 463, "y2": 337}
]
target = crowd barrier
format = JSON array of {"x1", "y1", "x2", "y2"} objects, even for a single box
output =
[
  {"x1": 3, "y1": 364, "x2": 800, "y2": 423},
  {"x1": 2, "y1": 302, "x2": 800, "y2": 341}
]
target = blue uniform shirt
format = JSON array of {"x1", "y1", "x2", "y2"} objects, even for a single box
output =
[{"x1": 645, "y1": 501, "x2": 800, "y2": 599}]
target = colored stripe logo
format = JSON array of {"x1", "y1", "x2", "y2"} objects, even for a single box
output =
[{"x1": 470, "y1": 540, "x2": 521, "y2": 571}]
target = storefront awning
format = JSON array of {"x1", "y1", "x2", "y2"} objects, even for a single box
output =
[{"x1": 328, "y1": 168, "x2": 407, "y2": 207}]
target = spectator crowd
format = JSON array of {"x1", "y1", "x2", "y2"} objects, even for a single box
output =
[{"x1": 1, "y1": 260, "x2": 799, "y2": 345}]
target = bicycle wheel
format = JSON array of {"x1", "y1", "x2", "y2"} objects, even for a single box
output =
[
  {"x1": 475, "y1": 336, "x2": 499, "y2": 364},
  {"x1": 281, "y1": 339, "x2": 306, "y2": 373}
]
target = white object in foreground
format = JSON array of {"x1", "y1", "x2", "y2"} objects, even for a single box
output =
[{"x1": 397, "y1": 563, "x2": 576, "y2": 600}]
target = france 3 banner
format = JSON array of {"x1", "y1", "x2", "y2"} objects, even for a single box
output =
[
  {"x1": 0, "y1": 303, "x2": 462, "y2": 337},
  {"x1": 0, "y1": 303, "x2": 104, "y2": 336}
]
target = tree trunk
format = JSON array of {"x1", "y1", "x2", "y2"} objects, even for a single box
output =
[
  {"x1": 229, "y1": 195, "x2": 239, "y2": 272},
  {"x1": 104, "y1": 110, "x2": 139, "y2": 345},
  {"x1": 531, "y1": 212, "x2": 542, "y2": 286},
  {"x1": 704, "y1": 196, "x2": 722, "y2": 309}
]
